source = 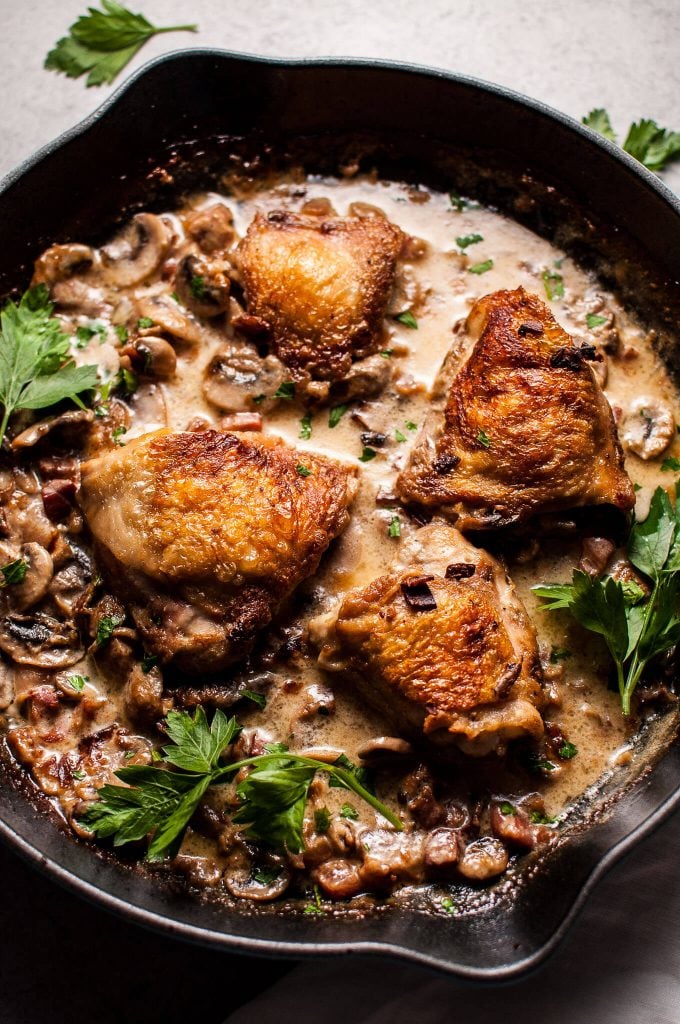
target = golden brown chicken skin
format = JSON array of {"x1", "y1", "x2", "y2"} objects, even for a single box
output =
[
  {"x1": 79, "y1": 429, "x2": 357, "y2": 673},
  {"x1": 397, "y1": 288, "x2": 635, "y2": 529},
  {"x1": 238, "y1": 208, "x2": 403, "y2": 396},
  {"x1": 314, "y1": 523, "x2": 544, "y2": 755}
]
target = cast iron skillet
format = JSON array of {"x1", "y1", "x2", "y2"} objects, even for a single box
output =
[{"x1": 1, "y1": 51, "x2": 680, "y2": 980}]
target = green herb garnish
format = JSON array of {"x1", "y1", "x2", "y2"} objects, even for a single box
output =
[
  {"x1": 137, "y1": 316, "x2": 154, "y2": 329},
  {"x1": 115, "y1": 324, "x2": 129, "y2": 342},
  {"x1": 405, "y1": 420, "x2": 417, "y2": 431},
  {"x1": 530, "y1": 810, "x2": 558, "y2": 825},
  {"x1": 241, "y1": 689, "x2": 266, "y2": 709},
  {"x1": 388, "y1": 514, "x2": 401, "y2": 539},
  {"x1": 328, "y1": 404, "x2": 348, "y2": 428},
  {"x1": 112, "y1": 425, "x2": 127, "y2": 446},
  {"x1": 67, "y1": 675, "x2": 88, "y2": 693},
  {"x1": 190, "y1": 276, "x2": 206, "y2": 300},
  {"x1": 476, "y1": 428, "x2": 491, "y2": 448},
  {"x1": 340, "y1": 803, "x2": 359, "y2": 820},
  {"x1": 140, "y1": 653, "x2": 158, "y2": 673},
  {"x1": 550, "y1": 647, "x2": 572, "y2": 663},
  {"x1": 456, "y1": 233, "x2": 483, "y2": 249},
  {"x1": 296, "y1": 464, "x2": 312, "y2": 478},
  {"x1": 273, "y1": 382, "x2": 295, "y2": 401},
  {"x1": 0, "y1": 286, "x2": 98, "y2": 446},
  {"x1": 499, "y1": 801, "x2": 516, "y2": 815},
  {"x1": 440, "y1": 896, "x2": 457, "y2": 914},
  {"x1": 586, "y1": 313, "x2": 608, "y2": 329},
  {"x1": 45, "y1": 1, "x2": 197, "y2": 87},
  {"x1": 558, "y1": 741, "x2": 578, "y2": 760},
  {"x1": 359, "y1": 446, "x2": 377, "y2": 463},
  {"x1": 542, "y1": 269, "x2": 565, "y2": 300},
  {"x1": 314, "y1": 807, "x2": 331, "y2": 833},
  {"x1": 661, "y1": 457, "x2": 680, "y2": 472},
  {"x1": 469, "y1": 259, "x2": 494, "y2": 275},
  {"x1": 582, "y1": 109, "x2": 680, "y2": 171},
  {"x1": 394, "y1": 310, "x2": 418, "y2": 329},
  {"x1": 534, "y1": 485, "x2": 680, "y2": 715},
  {"x1": 95, "y1": 613, "x2": 124, "y2": 647},
  {"x1": 395, "y1": 429, "x2": 407, "y2": 443},
  {"x1": 80, "y1": 708, "x2": 402, "y2": 858},
  {"x1": 299, "y1": 413, "x2": 313, "y2": 440},
  {"x1": 0, "y1": 558, "x2": 29, "y2": 586}
]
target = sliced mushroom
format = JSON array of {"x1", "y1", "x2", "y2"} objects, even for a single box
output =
[
  {"x1": 127, "y1": 336, "x2": 177, "y2": 379},
  {"x1": 124, "y1": 382, "x2": 169, "y2": 438},
  {"x1": 223, "y1": 852, "x2": 291, "y2": 901},
  {"x1": 0, "y1": 543, "x2": 54, "y2": 612},
  {"x1": 100, "y1": 213, "x2": 172, "y2": 288},
  {"x1": 135, "y1": 294, "x2": 213, "y2": 347},
  {"x1": 174, "y1": 254, "x2": 231, "y2": 317},
  {"x1": 622, "y1": 397, "x2": 676, "y2": 459},
  {"x1": 50, "y1": 280, "x2": 110, "y2": 316},
  {"x1": 0, "y1": 657, "x2": 14, "y2": 710},
  {"x1": 357, "y1": 736, "x2": 414, "y2": 759},
  {"x1": 329, "y1": 353, "x2": 393, "y2": 403},
  {"x1": 184, "y1": 203, "x2": 236, "y2": 254},
  {"x1": 32, "y1": 243, "x2": 95, "y2": 285},
  {"x1": 203, "y1": 344, "x2": 287, "y2": 411},
  {"x1": 11, "y1": 409, "x2": 94, "y2": 450},
  {"x1": 0, "y1": 612, "x2": 83, "y2": 668},
  {"x1": 457, "y1": 836, "x2": 509, "y2": 881}
]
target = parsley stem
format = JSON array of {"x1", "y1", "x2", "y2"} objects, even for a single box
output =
[
  {"x1": 212, "y1": 753, "x2": 403, "y2": 831},
  {"x1": 153, "y1": 23, "x2": 198, "y2": 33},
  {"x1": 0, "y1": 407, "x2": 9, "y2": 448}
]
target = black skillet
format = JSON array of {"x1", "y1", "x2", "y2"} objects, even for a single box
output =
[{"x1": 1, "y1": 51, "x2": 679, "y2": 979}]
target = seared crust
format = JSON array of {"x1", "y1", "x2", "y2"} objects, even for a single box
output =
[
  {"x1": 238, "y1": 210, "x2": 403, "y2": 383},
  {"x1": 315, "y1": 524, "x2": 544, "y2": 755},
  {"x1": 397, "y1": 288, "x2": 635, "y2": 529},
  {"x1": 79, "y1": 429, "x2": 357, "y2": 672}
]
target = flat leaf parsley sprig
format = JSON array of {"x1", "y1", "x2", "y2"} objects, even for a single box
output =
[
  {"x1": 0, "y1": 286, "x2": 98, "y2": 446},
  {"x1": 45, "y1": 1, "x2": 198, "y2": 87},
  {"x1": 81, "y1": 708, "x2": 403, "y2": 859},
  {"x1": 582, "y1": 109, "x2": 680, "y2": 172},
  {"x1": 534, "y1": 485, "x2": 680, "y2": 715}
]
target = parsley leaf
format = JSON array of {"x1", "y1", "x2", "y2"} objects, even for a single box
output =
[
  {"x1": 296, "y1": 464, "x2": 312, "y2": 477},
  {"x1": 661, "y1": 457, "x2": 680, "y2": 473},
  {"x1": 388, "y1": 514, "x2": 401, "y2": 538},
  {"x1": 476, "y1": 428, "x2": 491, "y2": 448},
  {"x1": 45, "y1": 1, "x2": 198, "y2": 87},
  {"x1": 67, "y1": 674, "x2": 88, "y2": 693},
  {"x1": 0, "y1": 558, "x2": 28, "y2": 586},
  {"x1": 328, "y1": 404, "x2": 348, "y2": 428},
  {"x1": 586, "y1": 313, "x2": 608, "y2": 329},
  {"x1": 394, "y1": 310, "x2": 418, "y2": 329},
  {"x1": 542, "y1": 269, "x2": 565, "y2": 300},
  {"x1": 535, "y1": 486, "x2": 680, "y2": 714},
  {"x1": 273, "y1": 381, "x2": 296, "y2": 401},
  {"x1": 80, "y1": 709, "x2": 402, "y2": 859},
  {"x1": 469, "y1": 259, "x2": 494, "y2": 275},
  {"x1": 299, "y1": 413, "x2": 313, "y2": 440},
  {"x1": 95, "y1": 613, "x2": 124, "y2": 647},
  {"x1": 582, "y1": 108, "x2": 617, "y2": 142},
  {"x1": 623, "y1": 120, "x2": 680, "y2": 171},
  {"x1": 359, "y1": 446, "x2": 377, "y2": 463},
  {"x1": 456, "y1": 233, "x2": 483, "y2": 249},
  {"x1": 340, "y1": 803, "x2": 359, "y2": 820},
  {"x1": 0, "y1": 286, "x2": 98, "y2": 445},
  {"x1": 241, "y1": 689, "x2": 266, "y2": 709}
]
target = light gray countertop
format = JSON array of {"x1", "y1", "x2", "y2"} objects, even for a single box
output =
[{"x1": 1, "y1": 3, "x2": 679, "y2": 1022}]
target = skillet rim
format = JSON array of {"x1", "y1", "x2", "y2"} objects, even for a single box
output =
[{"x1": 1, "y1": 47, "x2": 680, "y2": 980}]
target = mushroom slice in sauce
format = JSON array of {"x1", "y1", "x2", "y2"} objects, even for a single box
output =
[{"x1": 100, "y1": 213, "x2": 172, "y2": 287}]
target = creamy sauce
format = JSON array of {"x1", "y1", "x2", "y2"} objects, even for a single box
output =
[{"x1": 4, "y1": 173, "x2": 680, "y2": 905}]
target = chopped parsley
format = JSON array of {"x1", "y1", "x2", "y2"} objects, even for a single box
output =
[
  {"x1": 136, "y1": 316, "x2": 153, "y2": 329},
  {"x1": 328, "y1": 404, "x2": 348, "y2": 428},
  {"x1": 388, "y1": 514, "x2": 401, "y2": 538},
  {"x1": 112, "y1": 425, "x2": 127, "y2": 446},
  {"x1": 476, "y1": 428, "x2": 491, "y2": 448},
  {"x1": 190, "y1": 275, "x2": 206, "y2": 299},
  {"x1": 95, "y1": 613, "x2": 124, "y2": 647},
  {"x1": 359, "y1": 446, "x2": 377, "y2": 463},
  {"x1": 72, "y1": 770, "x2": 87, "y2": 781},
  {"x1": 314, "y1": 807, "x2": 331, "y2": 833},
  {"x1": 252, "y1": 394, "x2": 266, "y2": 405},
  {"x1": 550, "y1": 647, "x2": 572, "y2": 664},
  {"x1": 340, "y1": 803, "x2": 359, "y2": 820},
  {"x1": 380, "y1": 350, "x2": 393, "y2": 359},
  {"x1": 661, "y1": 457, "x2": 680, "y2": 472},
  {"x1": 530, "y1": 810, "x2": 558, "y2": 825},
  {"x1": 252, "y1": 866, "x2": 282, "y2": 886},
  {"x1": 273, "y1": 381, "x2": 295, "y2": 401},
  {"x1": 115, "y1": 324, "x2": 129, "y2": 342},
  {"x1": 449, "y1": 192, "x2": 472, "y2": 211},
  {"x1": 586, "y1": 313, "x2": 608, "y2": 329},
  {"x1": 542, "y1": 269, "x2": 565, "y2": 300},
  {"x1": 469, "y1": 259, "x2": 494, "y2": 275},
  {"x1": 456, "y1": 233, "x2": 483, "y2": 249},
  {"x1": 296, "y1": 464, "x2": 312, "y2": 477},
  {"x1": 558, "y1": 741, "x2": 578, "y2": 760},
  {"x1": 0, "y1": 558, "x2": 28, "y2": 586},
  {"x1": 405, "y1": 420, "x2": 417, "y2": 431},
  {"x1": 395, "y1": 429, "x2": 407, "y2": 443},
  {"x1": 67, "y1": 674, "x2": 88, "y2": 693},
  {"x1": 499, "y1": 801, "x2": 516, "y2": 815},
  {"x1": 299, "y1": 413, "x2": 313, "y2": 440},
  {"x1": 440, "y1": 896, "x2": 457, "y2": 914},
  {"x1": 241, "y1": 689, "x2": 266, "y2": 709},
  {"x1": 140, "y1": 653, "x2": 158, "y2": 673},
  {"x1": 394, "y1": 310, "x2": 418, "y2": 329}
]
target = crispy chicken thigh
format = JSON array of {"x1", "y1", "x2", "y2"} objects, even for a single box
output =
[
  {"x1": 79, "y1": 429, "x2": 357, "y2": 673},
  {"x1": 238, "y1": 208, "x2": 403, "y2": 397},
  {"x1": 314, "y1": 523, "x2": 544, "y2": 755},
  {"x1": 398, "y1": 288, "x2": 635, "y2": 529}
]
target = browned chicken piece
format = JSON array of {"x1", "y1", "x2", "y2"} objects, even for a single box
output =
[
  {"x1": 314, "y1": 523, "x2": 544, "y2": 755},
  {"x1": 238, "y1": 208, "x2": 404, "y2": 396},
  {"x1": 397, "y1": 288, "x2": 635, "y2": 529},
  {"x1": 79, "y1": 429, "x2": 357, "y2": 674}
]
